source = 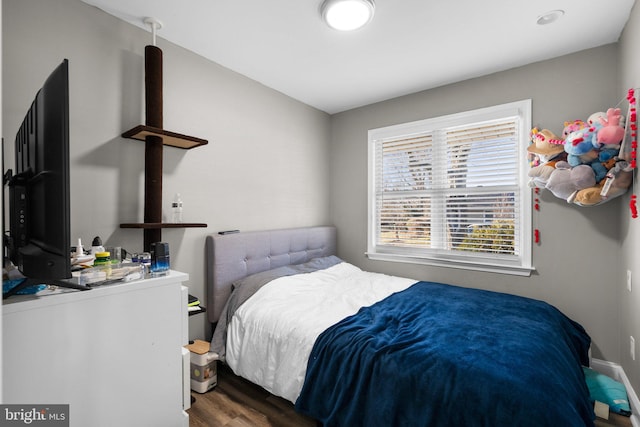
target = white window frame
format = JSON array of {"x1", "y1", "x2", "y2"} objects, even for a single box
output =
[{"x1": 367, "y1": 100, "x2": 533, "y2": 276}]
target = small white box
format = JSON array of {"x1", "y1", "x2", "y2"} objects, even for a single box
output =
[{"x1": 186, "y1": 340, "x2": 218, "y2": 393}]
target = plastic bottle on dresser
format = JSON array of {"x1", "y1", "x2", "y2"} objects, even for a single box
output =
[
  {"x1": 171, "y1": 193, "x2": 183, "y2": 223},
  {"x1": 93, "y1": 251, "x2": 111, "y2": 266},
  {"x1": 90, "y1": 236, "x2": 105, "y2": 255}
]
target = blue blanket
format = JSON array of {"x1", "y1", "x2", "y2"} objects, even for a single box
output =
[{"x1": 295, "y1": 282, "x2": 594, "y2": 427}]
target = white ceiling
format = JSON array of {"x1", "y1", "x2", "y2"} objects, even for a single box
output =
[{"x1": 80, "y1": 0, "x2": 636, "y2": 114}]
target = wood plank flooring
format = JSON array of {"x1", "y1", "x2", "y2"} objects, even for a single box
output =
[
  {"x1": 188, "y1": 364, "x2": 315, "y2": 427},
  {"x1": 595, "y1": 412, "x2": 634, "y2": 427},
  {"x1": 188, "y1": 363, "x2": 633, "y2": 427}
]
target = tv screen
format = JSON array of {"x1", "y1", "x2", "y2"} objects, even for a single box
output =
[{"x1": 4, "y1": 59, "x2": 89, "y2": 297}]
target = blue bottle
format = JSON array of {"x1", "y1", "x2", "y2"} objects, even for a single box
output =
[{"x1": 150, "y1": 242, "x2": 170, "y2": 277}]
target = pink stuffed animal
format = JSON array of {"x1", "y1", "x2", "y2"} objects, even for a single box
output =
[
  {"x1": 562, "y1": 120, "x2": 587, "y2": 138},
  {"x1": 596, "y1": 108, "x2": 625, "y2": 147}
]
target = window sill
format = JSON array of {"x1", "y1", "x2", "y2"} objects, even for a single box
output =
[{"x1": 366, "y1": 252, "x2": 535, "y2": 277}]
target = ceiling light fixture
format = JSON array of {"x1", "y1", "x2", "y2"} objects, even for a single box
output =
[
  {"x1": 536, "y1": 9, "x2": 564, "y2": 26},
  {"x1": 321, "y1": 0, "x2": 375, "y2": 31}
]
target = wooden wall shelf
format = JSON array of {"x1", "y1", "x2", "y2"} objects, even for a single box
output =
[
  {"x1": 120, "y1": 223, "x2": 208, "y2": 229},
  {"x1": 122, "y1": 125, "x2": 208, "y2": 149},
  {"x1": 119, "y1": 44, "x2": 208, "y2": 251}
]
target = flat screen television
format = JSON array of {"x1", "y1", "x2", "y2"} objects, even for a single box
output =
[{"x1": 3, "y1": 59, "x2": 90, "y2": 298}]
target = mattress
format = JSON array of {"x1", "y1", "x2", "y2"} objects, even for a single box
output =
[{"x1": 224, "y1": 261, "x2": 415, "y2": 402}]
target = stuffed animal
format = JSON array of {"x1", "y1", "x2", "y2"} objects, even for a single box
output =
[
  {"x1": 569, "y1": 182, "x2": 605, "y2": 206},
  {"x1": 528, "y1": 165, "x2": 553, "y2": 188},
  {"x1": 564, "y1": 127, "x2": 599, "y2": 167},
  {"x1": 527, "y1": 155, "x2": 567, "y2": 188},
  {"x1": 562, "y1": 120, "x2": 587, "y2": 139},
  {"x1": 587, "y1": 112, "x2": 606, "y2": 145},
  {"x1": 570, "y1": 161, "x2": 633, "y2": 206},
  {"x1": 544, "y1": 161, "x2": 596, "y2": 201},
  {"x1": 528, "y1": 128, "x2": 565, "y2": 159},
  {"x1": 527, "y1": 129, "x2": 567, "y2": 188},
  {"x1": 594, "y1": 108, "x2": 625, "y2": 149},
  {"x1": 588, "y1": 148, "x2": 619, "y2": 183},
  {"x1": 587, "y1": 112, "x2": 606, "y2": 127},
  {"x1": 601, "y1": 160, "x2": 633, "y2": 199}
]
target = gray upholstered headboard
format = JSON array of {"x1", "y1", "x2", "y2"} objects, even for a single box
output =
[{"x1": 205, "y1": 226, "x2": 337, "y2": 323}]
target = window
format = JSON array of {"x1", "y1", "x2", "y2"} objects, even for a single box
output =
[{"x1": 367, "y1": 100, "x2": 533, "y2": 276}]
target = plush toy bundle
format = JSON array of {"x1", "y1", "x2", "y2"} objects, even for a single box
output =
[{"x1": 528, "y1": 107, "x2": 635, "y2": 206}]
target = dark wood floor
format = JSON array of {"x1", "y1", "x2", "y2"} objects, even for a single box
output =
[
  {"x1": 188, "y1": 363, "x2": 633, "y2": 427},
  {"x1": 595, "y1": 412, "x2": 634, "y2": 427},
  {"x1": 187, "y1": 364, "x2": 316, "y2": 427}
]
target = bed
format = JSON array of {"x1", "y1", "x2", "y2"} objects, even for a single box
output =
[{"x1": 206, "y1": 226, "x2": 595, "y2": 427}]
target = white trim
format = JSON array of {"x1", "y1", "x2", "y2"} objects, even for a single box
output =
[
  {"x1": 367, "y1": 99, "x2": 533, "y2": 276},
  {"x1": 365, "y1": 251, "x2": 535, "y2": 276},
  {"x1": 591, "y1": 358, "x2": 640, "y2": 427}
]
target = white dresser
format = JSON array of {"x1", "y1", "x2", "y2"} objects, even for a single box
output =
[{"x1": 2, "y1": 270, "x2": 190, "y2": 427}]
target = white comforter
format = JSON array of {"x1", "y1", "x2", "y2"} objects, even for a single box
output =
[{"x1": 225, "y1": 262, "x2": 415, "y2": 403}]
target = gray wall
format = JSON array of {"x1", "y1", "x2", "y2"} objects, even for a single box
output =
[
  {"x1": 618, "y1": 0, "x2": 640, "y2": 398},
  {"x1": 2, "y1": 0, "x2": 331, "y2": 340},
  {"x1": 329, "y1": 45, "x2": 625, "y2": 367}
]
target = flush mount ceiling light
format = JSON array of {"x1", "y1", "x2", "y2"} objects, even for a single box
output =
[
  {"x1": 536, "y1": 9, "x2": 565, "y2": 26},
  {"x1": 321, "y1": 0, "x2": 375, "y2": 31}
]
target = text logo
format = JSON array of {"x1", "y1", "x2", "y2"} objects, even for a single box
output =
[{"x1": 0, "y1": 405, "x2": 69, "y2": 426}]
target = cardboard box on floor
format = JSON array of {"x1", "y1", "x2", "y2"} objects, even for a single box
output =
[{"x1": 185, "y1": 340, "x2": 218, "y2": 393}]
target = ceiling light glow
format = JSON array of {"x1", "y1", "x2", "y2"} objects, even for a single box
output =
[
  {"x1": 321, "y1": 0, "x2": 375, "y2": 31},
  {"x1": 536, "y1": 10, "x2": 564, "y2": 26}
]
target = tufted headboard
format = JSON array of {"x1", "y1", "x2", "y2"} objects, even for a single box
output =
[{"x1": 205, "y1": 226, "x2": 337, "y2": 323}]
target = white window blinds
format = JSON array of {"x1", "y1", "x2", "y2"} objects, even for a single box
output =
[{"x1": 368, "y1": 100, "x2": 532, "y2": 275}]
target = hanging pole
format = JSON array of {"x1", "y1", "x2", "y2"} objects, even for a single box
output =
[{"x1": 143, "y1": 18, "x2": 164, "y2": 251}]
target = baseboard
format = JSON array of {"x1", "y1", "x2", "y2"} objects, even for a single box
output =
[{"x1": 591, "y1": 358, "x2": 640, "y2": 427}]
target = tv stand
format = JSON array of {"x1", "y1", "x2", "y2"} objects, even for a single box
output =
[{"x1": 3, "y1": 277, "x2": 91, "y2": 299}]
